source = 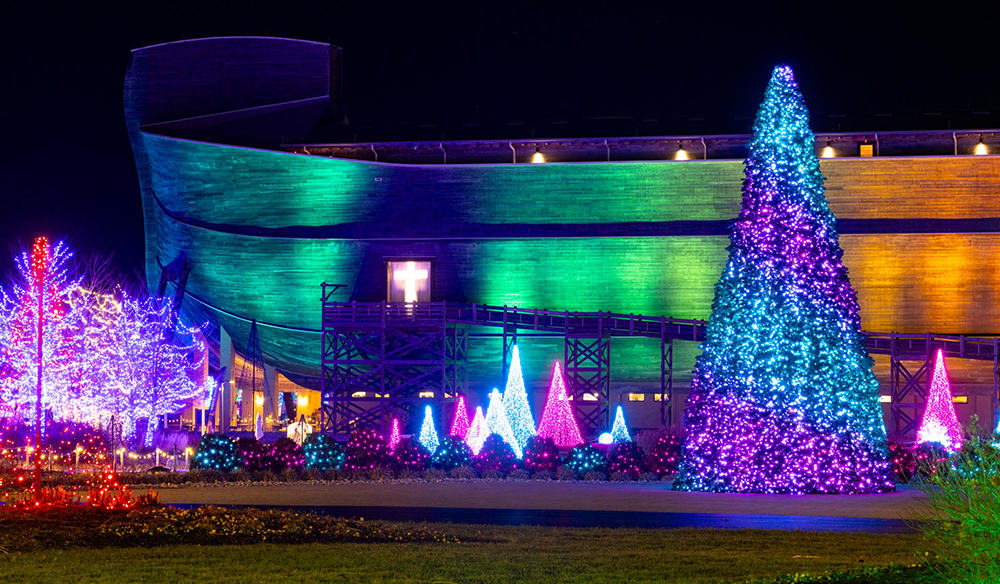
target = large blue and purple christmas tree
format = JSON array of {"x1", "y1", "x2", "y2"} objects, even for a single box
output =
[{"x1": 674, "y1": 66, "x2": 894, "y2": 495}]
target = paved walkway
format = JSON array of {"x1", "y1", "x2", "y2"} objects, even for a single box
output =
[{"x1": 155, "y1": 481, "x2": 930, "y2": 532}]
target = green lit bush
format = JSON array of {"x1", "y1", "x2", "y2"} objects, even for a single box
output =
[
  {"x1": 192, "y1": 434, "x2": 240, "y2": 472},
  {"x1": 302, "y1": 434, "x2": 345, "y2": 471},
  {"x1": 913, "y1": 417, "x2": 1000, "y2": 583}
]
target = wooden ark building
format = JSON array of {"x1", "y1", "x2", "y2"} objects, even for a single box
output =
[{"x1": 125, "y1": 37, "x2": 1000, "y2": 439}]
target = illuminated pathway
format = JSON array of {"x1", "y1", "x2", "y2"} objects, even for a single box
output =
[{"x1": 156, "y1": 481, "x2": 928, "y2": 534}]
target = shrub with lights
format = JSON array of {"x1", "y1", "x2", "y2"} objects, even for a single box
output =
[
  {"x1": 345, "y1": 427, "x2": 389, "y2": 470},
  {"x1": 192, "y1": 433, "x2": 240, "y2": 472},
  {"x1": 236, "y1": 437, "x2": 270, "y2": 472},
  {"x1": 607, "y1": 442, "x2": 646, "y2": 478},
  {"x1": 302, "y1": 433, "x2": 345, "y2": 471},
  {"x1": 886, "y1": 441, "x2": 917, "y2": 483},
  {"x1": 269, "y1": 437, "x2": 305, "y2": 472},
  {"x1": 648, "y1": 434, "x2": 683, "y2": 476},
  {"x1": 523, "y1": 436, "x2": 561, "y2": 472},
  {"x1": 431, "y1": 436, "x2": 472, "y2": 470},
  {"x1": 472, "y1": 434, "x2": 519, "y2": 474},
  {"x1": 564, "y1": 444, "x2": 606, "y2": 477},
  {"x1": 674, "y1": 65, "x2": 894, "y2": 495},
  {"x1": 390, "y1": 436, "x2": 431, "y2": 472}
]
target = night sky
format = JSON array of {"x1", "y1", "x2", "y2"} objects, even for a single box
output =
[{"x1": 2, "y1": 1, "x2": 997, "y2": 281}]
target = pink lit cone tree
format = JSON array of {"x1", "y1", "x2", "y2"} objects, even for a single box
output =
[
  {"x1": 536, "y1": 362, "x2": 583, "y2": 447},
  {"x1": 450, "y1": 395, "x2": 471, "y2": 438},
  {"x1": 916, "y1": 349, "x2": 963, "y2": 452}
]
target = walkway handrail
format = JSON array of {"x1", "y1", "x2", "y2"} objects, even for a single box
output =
[{"x1": 323, "y1": 301, "x2": 1000, "y2": 362}]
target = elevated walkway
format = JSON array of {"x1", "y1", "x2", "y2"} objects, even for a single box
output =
[{"x1": 321, "y1": 289, "x2": 1000, "y2": 439}]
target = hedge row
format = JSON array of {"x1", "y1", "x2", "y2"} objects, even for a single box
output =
[{"x1": 191, "y1": 430, "x2": 684, "y2": 480}]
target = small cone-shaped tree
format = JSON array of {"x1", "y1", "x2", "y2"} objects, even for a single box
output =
[
  {"x1": 916, "y1": 350, "x2": 963, "y2": 452},
  {"x1": 387, "y1": 417, "x2": 401, "y2": 451},
  {"x1": 536, "y1": 362, "x2": 583, "y2": 447},
  {"x1": 485, "y1": 388, "x2": 522, "y2": 458},
  {"x1": 675, "y1": 66, "x2": 894, "y2": 494},
  {"x1": 450, "y1": 395, "x2": 471, "y2": 438},
  {"x1": 466, "y1": 406, "x2": 490, "y2": 455},
  {"x1": 418, "y1": 405, "x2": 440, "y2": 453},
  {"x1": 501, "y1": 346, "x2": 536, "y2": 450},
  {"x1": 610, "y1": 405, "x2": 631, "y2": 443}
]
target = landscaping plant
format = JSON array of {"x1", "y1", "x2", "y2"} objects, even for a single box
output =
[{"x1": 912, "y1": 417, "x2": 1000, "y2": 583}]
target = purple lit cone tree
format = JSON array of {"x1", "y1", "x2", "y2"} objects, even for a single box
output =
[
  {"x1": 674, "y1": 66, "x2": 894, "y2": 494},
  {"x1": 450, "y1": 395, "x2": 471, "y2": 439}
]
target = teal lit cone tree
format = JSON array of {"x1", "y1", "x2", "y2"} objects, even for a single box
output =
[{"x1": 674, "y1": 66, "x2": 894, "y2": 494}]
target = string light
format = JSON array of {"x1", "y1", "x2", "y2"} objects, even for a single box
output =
[
  {"x1": 610, "y1": 405, "x2": 631, "y2": 443},
  {"x1": 388, "y1": 417, "x2": 401, "y2": 451},
  {"x1": 302, "y1": 433, "x2": 345, "y2": 471},
  {"x1": 449, "y1": 395, "x2": 470, "y2": 438},
  {"x1": 502, "y1": 346, "x2": 536, "y2": 450},
  {"x1": 485, "y1": 388, "x2": 522, "y2": 458},
  {"x1": 673, "y1": 65, "x2": 893, "y2": 495},
  {"x1": 465, "y1": 406, "x2": 490, "y2": 455},
  {"x1": 916, "y1": 349, "x2": 963, "y2": 452},
  {"x1": 535, "y1": 361, "x2": 583, "y2": 447},
  {"x1": 418, "y1": 405, "x2": 440, "y2": 453}
]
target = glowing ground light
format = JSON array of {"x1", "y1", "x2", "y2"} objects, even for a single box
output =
[
  {"x1": 598, "y1": 433, "x2": 613, "y2": 445},
  {"x1": 916, "y1": 349, "x2": 963, "y2": 452}
]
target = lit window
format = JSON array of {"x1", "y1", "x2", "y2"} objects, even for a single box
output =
[
  {"x1": 351, "y1": 391, "x2": 367, "y2": 398},
  {"x1": 859, "y1": 143, "x2": 874, "y2": 157},
  {"x1": 653, "y1": 394, "x2": 668, "y2": 402},
  {"x1": 628, "y1": 393, "x2": 645, "y2": 402},
  {"x1": 879, "y1": 395, "x2": 891, "y2": 403},
  {"x1": 419, "y1": 391, "x2": 435, "y2": 398},
  {"x1": 388, "y1": 261, "x2": 431, "y2": 303},
  {"x1": 582, "y1": 393, "x2": 598, "y2": 402},
  {"x1": 953, "y1": 396, "x2": 968, "y2": 404}
]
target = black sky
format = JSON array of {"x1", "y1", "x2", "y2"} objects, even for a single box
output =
[{"x1": 1, "y1": 1, "x2": 997, "y2": 280}]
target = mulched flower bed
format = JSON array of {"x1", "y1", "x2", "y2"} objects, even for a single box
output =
[{"x1": 0, "y1": 505, "x2": 461, "y2": 553}]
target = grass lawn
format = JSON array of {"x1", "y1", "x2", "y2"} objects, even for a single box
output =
[{"x1": 0, "y1": 523, "x2": 936, "y2": 584}]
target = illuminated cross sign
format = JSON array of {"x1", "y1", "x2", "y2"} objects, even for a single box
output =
[{"x1": 392, "y1": 261, "x2": 429, "y2": 303}]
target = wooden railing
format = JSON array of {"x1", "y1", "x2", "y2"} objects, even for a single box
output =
[{"x1": 322, "y1": 298, "x2": 1000, "y2": 362}]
